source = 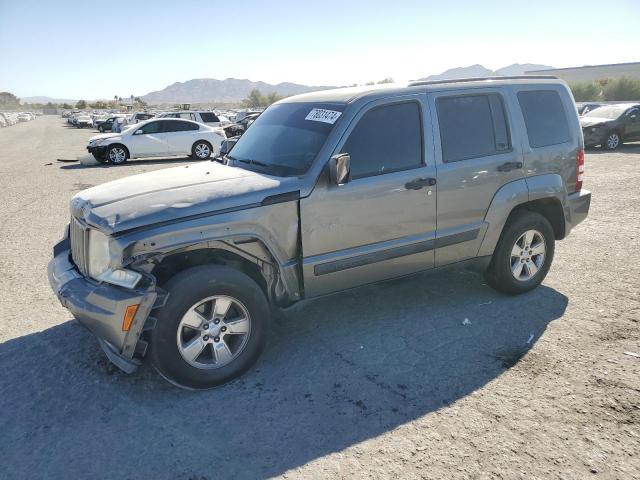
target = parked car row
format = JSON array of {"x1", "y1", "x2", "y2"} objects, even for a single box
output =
[
  {"x1": 58, "y1": 106, "x2": 268, "y2": 166},
  {"x1": 87, "y1": 118, "x2": 227, "y2": 164},
  {"x1": 0, "y1": 111, "x2": 37, "y2": 127}
]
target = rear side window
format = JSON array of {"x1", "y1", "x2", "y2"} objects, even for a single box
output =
[
  {"x1": 342, "y1": 102, "x2": 423, "y2": 179},
  {"x1": 437, "y1": 94, "x2": 511, "y2": 163},
  {"x1": 200, "y1": 112, "x2": 219, "y2": 123},
  {"x1": 174, "y1": 113, "x2": 196, "y2": 121},
  {"x1": 163, "y1": 120, "x2": 199, "y2": 132},
  {"x1": 518, "y1": 90, "x2": 570, "y2": 148}
]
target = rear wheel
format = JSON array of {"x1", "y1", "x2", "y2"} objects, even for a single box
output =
[
  {"x1": 150, "y1": 265, "x2": 269, "y2": 389},
  {"x1": 192, "y1": 141, "x2": 212, "y2": 160},
  {"x1": 484, "y1": 211, "x2": 555, "y2": 295},
  {"x1": 603, "y1": 131, "x2": 621, "y2": 150},
  {"x1": 107, "y1": 145, "x2": 128, "y2": 164}
]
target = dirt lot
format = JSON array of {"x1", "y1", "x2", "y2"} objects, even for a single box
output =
[{"x1": 0, "y1": 116, "x2": 638, "y2": 479}]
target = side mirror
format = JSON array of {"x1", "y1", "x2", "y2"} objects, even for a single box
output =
[{"x1": 329, "y1": 153, "x2": 351, "y2": 186}]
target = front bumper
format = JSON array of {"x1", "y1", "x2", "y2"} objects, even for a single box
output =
[
  {"x1": 87, "y1": 145, "x2": 107, "y2": 159},
  {"x1": 48, "y1": 238, "x2": 157, "y2": 372},
  {"x1": 567, "y1": 189, "x2": 591, "y2": 232},
  {"x1": 582, "y1": 128, "x2": 605, "y2": 147}
]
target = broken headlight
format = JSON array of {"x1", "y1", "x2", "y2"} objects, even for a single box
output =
[
  {"x1": 87, "y1": 229, "x2": 141, "y2": 289},
  {"x1": 88, "y1": 229, "x2": 110, "y2": 278}
]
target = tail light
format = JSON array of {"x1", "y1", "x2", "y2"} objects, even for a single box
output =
[{"x1": 576, "y1": 148, "x2": 584, "y2": 192}]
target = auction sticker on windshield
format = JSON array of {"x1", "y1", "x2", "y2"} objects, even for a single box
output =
[{"x1": 305, "y1": 108, "x2": 342, "y2": 124}]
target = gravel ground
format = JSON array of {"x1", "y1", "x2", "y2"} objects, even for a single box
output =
[{"x1": 0, "y1": 116, "x2": 638, "y2": 479}]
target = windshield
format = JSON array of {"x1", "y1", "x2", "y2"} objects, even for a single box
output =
[
  {"x1": 228, "y1": 102, "x2": 345, "y2": 177},
  {"x1": 583, "y1": 105, "x2": 628, "y2": 119}
]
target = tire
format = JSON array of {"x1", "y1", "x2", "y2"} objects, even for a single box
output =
[
  {"x1": 92, "y1": 153, "x2": 107, "y2": 163},
  {"x1": 484, "y1": 211, "x2": 555, "y2": 295},
  {"x1": 149, "y1": 265, "x2": 269, "y2": 389},
  {"x1": 107, "y1": 144, "x2": 129, "y2": 164},
  {"x1": 603, "y1": 131, "x2": 621, "y2": 150},
  {"x1": 98, "y1": 126, "x2": 105, "y2": 133},
  {"x1": 191, "y1": 140, "x2": 212, "y2": 160}
]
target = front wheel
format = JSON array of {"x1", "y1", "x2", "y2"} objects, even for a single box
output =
[
  {"x1": 484, "y1": 211, "x2": 555, "y2": 295},
  {"x1": 603, "y1": 131, "x2": 621, "y2": 150},
  {"x1": 107, "y1": 145, "x2": 128, "y2": 164},
  {"x1": 191, "y1": 140, "x2": 212, "y2": 160},
  {"x1": 150, "y1": 265, "x2": 269, "y2": 389}
]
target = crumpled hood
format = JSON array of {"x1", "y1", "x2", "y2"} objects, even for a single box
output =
[
  {"x1": 89, "y1": 133, "x2": 122, "y2": 144},
  {"x1": 71, "y1": 162, "x2": 294, "y2": 234},
  {"x1": 580, "y1": 117, "x2": 611, "y2": 128}
]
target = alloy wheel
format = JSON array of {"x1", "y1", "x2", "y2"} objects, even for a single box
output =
[
  {"x1": 606, "y1": 133, "x2": 620, "y2": 150},
  {"x1": 176, "y1": 295, "x2": 251, "y2": 369},
  {"x1": 109, "y1": 147, "x2": 127, "y2": 163},
  {"x1": 510, "y1": 229, "x2": 546, "y2": 281},
  {"x1": 194, "y1": 143, "x2": 210, "y2": 159}
]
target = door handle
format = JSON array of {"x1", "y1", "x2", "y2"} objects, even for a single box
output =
[
  {"x1": 497, "y1": 161, "x2": 523, "y2": 172},
  {"x1": 405, "y1": 177, "x2": 437, "y2": 190}
]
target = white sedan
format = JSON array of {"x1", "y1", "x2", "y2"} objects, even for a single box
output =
[{"x1": 87, "y1": 118, "x2": 226, "y2": 164}]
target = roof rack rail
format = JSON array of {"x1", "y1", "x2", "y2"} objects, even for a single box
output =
[{"x1": 408, "y1": 75, "x2": 558, "y2": 87}]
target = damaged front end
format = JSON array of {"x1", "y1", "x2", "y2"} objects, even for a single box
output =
[{"x1": 48, "y1": 232, "x2": 159, "y2": 373}]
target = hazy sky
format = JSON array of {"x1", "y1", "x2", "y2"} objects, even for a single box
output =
[{"x1": 0, "y1": 0, "x2": 638, "y2": 99}]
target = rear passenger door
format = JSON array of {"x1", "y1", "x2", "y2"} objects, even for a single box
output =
[
  {"x1": 163, "y1": 120, "x2": 200, "y2": 155},
  {"x1": 430, "y1": 89, "x2": 523, "y2": 266}
]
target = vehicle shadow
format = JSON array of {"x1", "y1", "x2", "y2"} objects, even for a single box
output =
[
  {"x1": 586, "y1": 142, "x2": 640, "y2": 155},
  {"x1": 59, "y1": 157, "x2": 198, "y2": 170},
  {"x1": 0, "y1": 269, "x2": 568, "y2": 479}
]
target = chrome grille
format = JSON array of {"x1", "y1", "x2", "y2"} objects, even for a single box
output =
[{"x1": 70, "y1": 217, "x2": 89, "y2": 276}]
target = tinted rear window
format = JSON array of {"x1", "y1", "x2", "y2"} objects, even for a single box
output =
[
  {"x1": 163, "y1": 120, "x2": 198, "y2": 132},
  {"x1": 518, "y1": 90, "x2": 570, "y2": 148},
  {"x1": 200, "y1": 112, "x2": 219, "y2": 123},
  {"x1": 437, "y1": 94, "x2": 511, "y2": 162}
]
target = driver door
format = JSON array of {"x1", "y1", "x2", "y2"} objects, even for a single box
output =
[
  {"x1": 300, "y1": 97, "x2": 437, "y2": 298},
  {"x1": 624, "y1": 107, "x2": 640, "y2": 141},
  {"x1": 131, "y1": 120, "x2": 168, "y2": 157}
]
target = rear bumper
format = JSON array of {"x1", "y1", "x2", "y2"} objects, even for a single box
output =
[
  {"x1": 567, "y1": 189, "x2": 591, "y2": 232},
  {"x1": 47, "y1": 238, "x2": 157, "y2": 372}
]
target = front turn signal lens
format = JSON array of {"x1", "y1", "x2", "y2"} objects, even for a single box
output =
[{"x1": 122, "y1": 304, "x2": 140, "y2": 331}]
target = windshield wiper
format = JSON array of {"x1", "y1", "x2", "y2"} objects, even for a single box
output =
[{"x1": 238, "y1": 158, "x2": 269, "y2": 168}]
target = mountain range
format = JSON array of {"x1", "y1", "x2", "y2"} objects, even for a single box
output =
[
  {"x1": 20, "y1": 63, "x2": 555, "y2": 105},
  {"x1": 140, "y1": 64, "x2": 553, "y2": 104},
  {"x1": 20, "y1": 96, "x2": 78, "y2": 105},
  {"x1": 141, "y1": 78, "x2": 335, "y2": 104},
  {"x1": 417, "y1": 63, "x2": 553, "y2": 81}
]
